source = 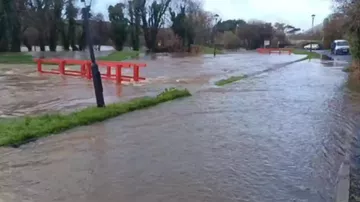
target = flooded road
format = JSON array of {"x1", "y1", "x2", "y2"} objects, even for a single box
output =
[
  {"x1": 0, "y1": 53, "x2": 303, "y2": 117},
  {"x1": 1, "y1": 58, "x2": 359, "y2": 202}
]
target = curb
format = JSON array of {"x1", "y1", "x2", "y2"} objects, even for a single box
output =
[{"x1": 335, "y1": 154, "x2": 350, "y2": 202}]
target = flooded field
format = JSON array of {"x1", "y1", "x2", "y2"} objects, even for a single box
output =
[
  {"x1": 0, "y1": 54, "x2": 359, "y2": 202},
  {"x1": 0, "y1": 53, "x2": 303, "y2": 117}
]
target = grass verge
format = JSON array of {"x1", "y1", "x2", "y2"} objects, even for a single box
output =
[
  {"x1": 98, "y1": 50, "x2": 140, "y2": 61},
  {"x1": 0, "y1": 52, "x2": 34, "y2": 64},
  {"x1": 343, "y1": 66, "x2": 354, "y2": 72},
  {"x1": 215, "y1": 75, "x2": 247, "y2": 86},
  {"x1": 291, "y1": 49, "x2": 321, "y2": 59},
  {"x1": 200, "y1": 46, "x2": 223, "y2": 55},
  {"x1": 0, "y1": 88, "x2": 191, "y2": 147}
]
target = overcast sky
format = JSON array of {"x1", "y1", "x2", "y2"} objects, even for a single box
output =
[
  {"x1": 203, "y1": 0, "x2": 333, "y2": 30},
  {"x1": 93, "y1": 0, "x2": 333, "y2": 30}
]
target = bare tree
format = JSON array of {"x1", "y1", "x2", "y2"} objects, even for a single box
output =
[
  {"x1": 138, "y1": 0, "x2": 172, "y2": 52},
  {"x1": 334, "y1": 0, "x2": 360, "y2": 68},
  {"x1": 23, "y1": 0, "x2": 52, "y2": 51},
  {"x1": 91, "y1": 13, "x2": 109, "y2": 51}
]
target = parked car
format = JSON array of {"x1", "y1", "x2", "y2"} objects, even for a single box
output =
[
  {"x1": 331, "y1": 39, "x2": 350, "y2": 55},
  {"x1": 304, "y1": 44, "x2": 320, "y2": 50}
]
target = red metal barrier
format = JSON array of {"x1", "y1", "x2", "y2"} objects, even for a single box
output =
[
  {"x1": 34, "y1": 58, "x2": 146, "y2": 84},
  {"x1": 256, "y1": 48, "x2": 292, "y2": 55}
]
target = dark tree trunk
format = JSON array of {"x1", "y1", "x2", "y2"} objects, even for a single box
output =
[
  {"x1": 0, "y1": 17, "x2": 8, "y2": 52},
  {"x1": 4, "y1": 0, "x2": 21, "y2": 52},
  {"x1": 60, "y1": 22, "x2": 70, "y2": 51},
  {"x1": 61, "y1": 31, "x2": 70, "y2": 51},
  {"x1": 38, "y1": 33, "x2": 46, "y2": 51},
  {"x1": 68, "y1": 19, "x2": 77, "y2": 51},
  {"x1": 78, "y1": 30, "x2": 86, "y2": 51},
  {"x1": 23, "y1": 37, "x2": 32, "y2": 51},
  {"x1": 133, "y1": 5, "x2": 141, "y2": 51},
  {"x1": 10, "y1": 22, "x2": 21, "y2": 52},
  {"x1": 49, "y1": 26, "x2": 57, "y2": 52}
]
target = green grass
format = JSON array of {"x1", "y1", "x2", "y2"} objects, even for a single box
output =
[
  {"x1": 215, "y1": 75, "x2": 248, "y2": 86},
  {"x1": 200, "y1": 46, "x2": 223, "y2": 55},
  {"x1": 343, "y1": 66, "x2": 354, "y2": 72},
  {"x1": 291, "y1": 49, "x2": 321, "y2": 59},
  {"x1": 0, "y1": 88, "x2": 191, "y2": 147},
  {"x1": 0, "y1": 52, "x2": 34, "y2": 64},
  {"x1": 98, "y1": 50, "x2": 140, "y2": 61}
]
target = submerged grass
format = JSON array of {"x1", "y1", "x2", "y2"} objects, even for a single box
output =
[
  {"x1": 200, "y1": 46, "x2": 223, "y2": 55},
  {"x1": 0, "y1": 52, "x2": 34, "y2": 64},
  {"x1": 215, "y1": 75, "x2": 247, "y2": 86},
  {"x1": 343, "y1": 66, "x2": 354, "y2": 72},
  {"x1": 0, "y1": 88, "x2": 191, "y2": 147},
  {"x1": 98, "y1": 50, "x2": 140, "y2": 61},
  {"x1": 291, "y1": 49, "x2": 321, "y2": 59}
]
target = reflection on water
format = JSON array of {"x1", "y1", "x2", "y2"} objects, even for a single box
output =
[{"x1": 0, "y1": 59, "x2": 359, "y2": 202}]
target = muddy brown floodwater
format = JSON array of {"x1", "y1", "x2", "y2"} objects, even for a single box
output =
[
  {"x1": 0, "y1": 53, "x2": 303, "y2": 117},
  {"x1": 1, "y1": 54, "x2": 360, "y2": 202}
]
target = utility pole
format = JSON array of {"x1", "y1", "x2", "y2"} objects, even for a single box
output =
[
  {"x1": 82, "y1": 0, "x2": 105, "y2": 107},
  {"x1": 310, "y1": 14, "x2": 316, "y2": 53},
  {"x1": 213, "y1": 14, "x2": 219, "y2": 57}
]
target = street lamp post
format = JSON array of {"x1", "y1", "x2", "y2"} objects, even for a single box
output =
[
  {"x1": 81, "y1": 0, "x2": 105, "y2": 107},
  {"x1": 213, "y1": 14, "x2": 219, "y2": 57},
  {"x1": 310, "y1": 14, "x2": 316, "y2": 53}
]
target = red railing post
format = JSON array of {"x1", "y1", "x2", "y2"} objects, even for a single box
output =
[
  {"x1": 81, "y1": 63, "x2": 86, "y2": 76},
  {"x1": 86, "y1": 62, "x2": 92, "y2": 79},
  {"x1": 116, "y1": 65, "x2": 122, "y2": 84},
  {"x1": 37, "y1": 59, "x2": 43, "y2": 72},
  {"x1": 59, "y1": 60, "x2": 65, "y2": 75},
  {"x1": 133, "y1": 65, "x2": 139, "y2": 82},
  {"x1": 106, "y1": 66, "x2": 111, "y2": 78}
]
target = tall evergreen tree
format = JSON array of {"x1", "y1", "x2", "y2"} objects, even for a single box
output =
[{"x1": 108, "y1": 3, "x2": 128, "y2": 51}]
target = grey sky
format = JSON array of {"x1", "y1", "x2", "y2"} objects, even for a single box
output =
[
  {"x1": 203, "y1": 0, "x2": 333, "y2": 30},
  {"x1": 93, "y1": 0, "x2": 333, "y2": 30}
]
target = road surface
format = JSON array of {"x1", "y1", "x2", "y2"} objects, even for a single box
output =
[
  {"x1": 315, "y1": 50, "x2": 352, "y2": 63},
  {"x1": 0, "y1": 58, "x2": 358, "y2": 202}
]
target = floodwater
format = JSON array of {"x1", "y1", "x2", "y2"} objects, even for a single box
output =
[
  {"x1": 0, "y1": 53, "x2": 303, "y2": 117},
  {"x1": 1, "y1": 54, "x2": 360, "y2": 202}
]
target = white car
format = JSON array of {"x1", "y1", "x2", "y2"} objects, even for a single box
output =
[
  {"x1": 304, "y1": 44, "x2": 319, "y2": 50},
  {"x1": 331, "y1": 39, "x2": 350, "y2": 55}
]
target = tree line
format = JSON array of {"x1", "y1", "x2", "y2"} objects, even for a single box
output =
[
  {"x1": 214, "y1": 20, "x2": 301, "y2": 49},
  {"x1": 0, "y1": 0, "x2": 301, "y2": 53},
  {"x1": 328, "y1": 0, "x2": 360, "y2": 69}
]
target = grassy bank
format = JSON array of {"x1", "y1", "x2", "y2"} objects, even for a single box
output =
[
  {"x1": 343, "y1": 66, "x2": 354, "y2": 72},
  {"x1": 0, "y1": 52, "x2": 33, "y2": 64},
  {"x1": 201, "y1": 46, "x2": 223, "y2": 55},
  {"x1": 98, "y1": 50, "x2": 140, "y2": 61},
  {"x1": 291, "y1": 49, "x2": 321, "y2": 59},
  {"x1": 350, "y1": 171, "x2": 360, "y2": 202},
  {"x1": 215, "y1": 75, "x2": 247, "y2": 86},
  {"x1": 0, "y1": 88, "x2": 191, "y2": 147}
]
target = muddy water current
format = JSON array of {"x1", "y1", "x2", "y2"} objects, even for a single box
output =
[
  {"x1": 0, "y1": 53, "x2": 359, "y2": 202},
  {"x1": 0, "y1": 53, "x2": 303, "y2": 117}
]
